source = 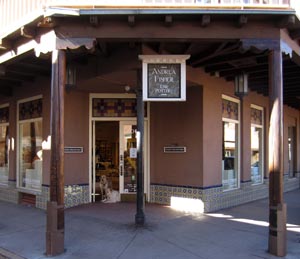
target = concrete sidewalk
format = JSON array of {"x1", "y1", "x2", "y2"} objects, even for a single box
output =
[{"x1": 0, "y1": 190, "x2": 299, "y2": 259}]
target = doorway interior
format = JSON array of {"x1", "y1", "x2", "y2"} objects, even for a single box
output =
[{"x1": 91, "y1": 120, "x2": 148, "y2": 202}]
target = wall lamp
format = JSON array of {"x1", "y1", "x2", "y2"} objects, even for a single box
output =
[
  {"x1": 65, "y1": 65, "x2": 76, "y2": 91},
  {"x1": 234, "y1": 72, "x2": 248, "y2": 99}
]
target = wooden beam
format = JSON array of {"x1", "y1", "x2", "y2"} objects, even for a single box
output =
[
  {"x1": 0, "y1": 38, "x2": 12, "y2": 50},
  {"x1": 219, "y1": 64, "x2": 267, "y2": 77},
  {"x1": 89, "y1": 16, "x2": 99, "y2": 27},
  {"x1": 277, "y1": 15, "x2": 295, "y2": 29},
  {"x1": 238, "y1": 15, "x2": 248, "y2": 28},
  {"x1": 289, "y1": 29, "x2": 300, "y2": 40},
  {"x1": 0, "y1": 78, "x2": 22, "y2": 87},
  {"x1": 201, "y1": 15, "x2": 210, "y2": 27},
  {"x1": 165, "y1": 15, "x2": 172, "y2": 27},
  {"x1": 190, "y1": 42, "x2": 240, "y2": 66},
  {"x1": 0, "y1": 86, "x2": 13, "y2": 96},
  {"x1": 55, "y1": 18, "x2": 279, "y2": 40},
  {"x1": 20, "y1": 26, "x2": 36, "y2": 39},
  {"x1": 37, "y1": 17, "x2": 54, "y2": 28},
  {"x1": 0, "y1": 65, "x2": 5, "y2": 76},
  {"x1": 128, "y1": 15, "x2": 135, "y2": 27},
  {"x1": 268, "y1": 49, "x2": 286, "y2": 257},
  {"x1": 98, "y1": 42, "x2": 109, "y2": 56},
  {"x1": 46, "y1": 49, "x2": 65, "y2": 257}
]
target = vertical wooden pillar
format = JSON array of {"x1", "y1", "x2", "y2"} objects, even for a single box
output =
[
  {"x1": 135, "y1": 70, "x2": 145, "y2": 226},
  {"x1": 268, "y1": 49, "x2": 286, "y2": 257},
  {"x1": 46, "y1": 49, "x2": 66, "y2": 256}
]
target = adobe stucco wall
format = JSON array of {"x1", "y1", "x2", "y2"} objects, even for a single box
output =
[
  {"x1": 64, "y1": 91, "x2": 89, "y2": 185},
  {"x1": 150, "y1": 85, "x2": 203, "y2": 187}
]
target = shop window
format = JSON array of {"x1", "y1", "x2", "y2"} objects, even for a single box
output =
[
  {"x1": 250, "y1": 105, "x2": 264, "y2": 184},
  {"x1": 222, "y1": 96, "x2": 240, "y2": 190},
  {"x1": 18, "y1": 98, "x2": 43, "y2": 191},
  {"x1": 288, "y1": 126, "x2": 297, "y2": 178},
  {"x1": 0, "y1": 105, "x2": 9, "y2": 185}
]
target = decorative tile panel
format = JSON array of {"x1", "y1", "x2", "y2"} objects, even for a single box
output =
[
  {"x1": 36, "y1": 184, "x2": 90, "y2": 209},
  {"x1": 19, "y1": 99, "x2": 43, "y2": 121},
  {"x1": 92, "y1": 98, "x2": 147, "y2": 117},
  {"x1": 251, "y1": 107, "x2": 263, "y2": 125},
  {"x1": 0, "y1": 106, "x2": 9, "y2": 123},
  {"x1": 64, "y1": 184, "x2": 89, "y2": 208},
  {"x1": 222, "y1": 98, "x2": 239, "y2": 120},
  {"x1": 150, "y1": 179, "x2": 299, "y2": 213}
]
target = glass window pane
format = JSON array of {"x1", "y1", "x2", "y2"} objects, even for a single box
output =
[
  {"x1": 251, "y1": 126, "x2": 263, "y2": 184},
  {"x1": 222, "y1": 121, "x2": 239, "y2": 190},
  {"x1": 0, "y1": 125, "x2": 9, "y2": 184},
  {"x1": 123, "y1": 125, "x2": 137, "y2": 193},
  {"x1": 19, "y1": 120, "x2": 42, "y2": 190}
]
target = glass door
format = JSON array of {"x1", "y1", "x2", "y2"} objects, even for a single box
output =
[
  {"x1": 119, "y1": 120, "x2": 148, "y2": 198},
  {"x1": 119, "y1": 121, "x2": 137, "y2": 194}
]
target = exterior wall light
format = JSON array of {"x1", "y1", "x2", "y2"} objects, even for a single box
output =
[
  {"x1": 234, "y1": 72, "x2": 248, "y2": 99},
  {"x1": 65, "y1": 65, "x2": 76, "y2": 91}
]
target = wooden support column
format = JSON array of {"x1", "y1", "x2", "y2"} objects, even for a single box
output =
[
  {"x1": 135, "y1": 70, "x2": 145, "y2": 226},
  {"x1": 46, "y1": 49, "x2": 66, "y2": 256},
  {"x1": 268, "y1": 49, "x2": 286, "y2": 257}
]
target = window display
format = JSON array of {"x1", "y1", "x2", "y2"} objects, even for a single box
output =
[
  {"x1": 18, "y1": 98, "x2": 43, "y2": 191},
  {"x1": 222, "y1": 97, "x2": 240, "y2": 190},
  {"x1": 250, "y1": 106, "x2": 263, "y2": 184},
  {"x1": 0, "y1": 105, "x2": 9, "y2": 185},
  {"x1": 0, "y1": 125, "x2": 9, "y2": 185}
]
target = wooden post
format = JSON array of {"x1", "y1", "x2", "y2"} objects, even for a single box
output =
[
  {"x1": 135, "y1": 70, "x2": 145, "y2": 226},
  {"x1": 268, "y1": 49, "x2": 287, "y2": 257},
  {"x1": 46, "y1": 49, "x2": 66, "y2": 256}
]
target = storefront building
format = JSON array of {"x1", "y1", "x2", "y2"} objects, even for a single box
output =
[{"x1": 0, "y1": 1, "x2": 300, "y2": 214}]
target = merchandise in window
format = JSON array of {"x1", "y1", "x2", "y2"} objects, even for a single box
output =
[
  {"x1": 222, "y1": 121, "x2": 239, "y2": 190},
  {"x1": 0, "y1": 125, "x2": 9, "y2": 185},
  {"x1": 18, "y1": 98, "x2": 43, "y2": 191},
  {"x1": 0, "y1": 105, "x2": 9, "y2": 185},
  {"x1": 250, "y1": 106, "x2": 263, "y2": 184},
  {"x1": 222, "y1": 97, "x2": 240, "y2": 190},
  {"x1": 19, "y1": 121, "x2": 42, "y2": 190}
]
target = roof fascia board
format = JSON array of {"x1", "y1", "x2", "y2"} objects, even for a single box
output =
[
  {"x1": 0, "y1": 10, "x2": 43, "y2": 40},
  {"x1": 0, "y1": 39, "x2": 38, "y2": 64},
  {"x1": 76, "y1": 8, "x2": 296, "y2": 16},
  {"x1": 42, "y1": 6, "x2": 296, "y2": 16},
  {"x1": 44, "y1": 7, "x2": 80, "y2": 17}
]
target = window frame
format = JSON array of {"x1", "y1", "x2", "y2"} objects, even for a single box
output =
[
  {"x1": 222, "y1": 95, "x2": 241, "y2": 191},
  {"x1": 250, "y1": 104, "x2": 264, "y2": 185},
  {"x1": 0, "y1": 103, "x2": 9, "y2": 186},
  {"x1": 17, "y1": 96, "x2": 43, "y2": 193}
]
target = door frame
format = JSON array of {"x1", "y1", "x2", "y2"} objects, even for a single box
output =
[{"x1": 89, "y1": 94, "x2": 150, "y2": 203}]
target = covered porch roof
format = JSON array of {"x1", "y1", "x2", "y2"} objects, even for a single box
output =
[{"x1": 0, "y1": 6, "x2": 300, "y2": 108}]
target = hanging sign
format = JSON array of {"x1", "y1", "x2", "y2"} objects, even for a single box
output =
[{"x1": 139, "y1": 55, "x2": 190, "y2": 101}]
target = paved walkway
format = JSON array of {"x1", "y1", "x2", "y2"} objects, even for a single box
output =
[{"x1": 0, "y1": 190, "x2": 299, "y2": 259}]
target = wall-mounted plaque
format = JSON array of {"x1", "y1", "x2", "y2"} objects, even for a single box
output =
[
  {"x1": 164, "y1": 146, "x2": 187, "y2": 153},
  {"x1": 64, "y1": 147, "x2": 84, "y2": 153},
  {"x1": 139, "y1": 55, "x2": 190, "y2": 101}
]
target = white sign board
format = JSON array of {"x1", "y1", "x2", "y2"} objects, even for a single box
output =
[
  {"x1": 139, "y1": 55, "x2": 190, "y2": 101},
  {"x1": 130, "y1": 147, "x2": 137, "y2": 158}
]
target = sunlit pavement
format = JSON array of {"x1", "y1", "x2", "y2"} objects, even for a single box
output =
[{"x1": 0, "y1": 190, "x2": 299, "y2": 259}]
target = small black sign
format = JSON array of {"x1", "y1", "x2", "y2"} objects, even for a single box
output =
[
  {"x1": 148, "y1": 64, "x2": 181, "y2": 99},
  {"x1": 64, "y1": 147, "x2": 83, "y2": 153}
]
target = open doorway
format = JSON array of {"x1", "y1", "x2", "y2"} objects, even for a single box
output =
[
  {"x1": 91, "y1": 120, "x2": 147, "y2": 202},
  {"x1": 92, "y1": 121, "x2": 119, "y2": 202}
]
